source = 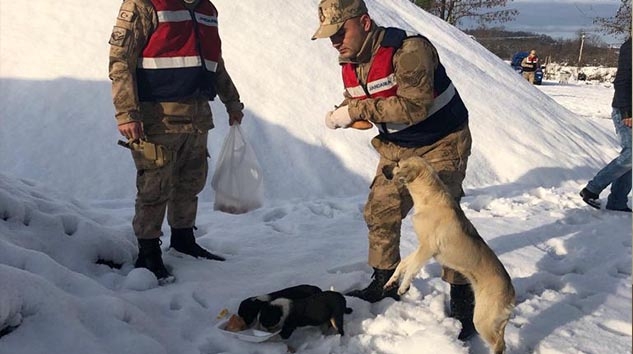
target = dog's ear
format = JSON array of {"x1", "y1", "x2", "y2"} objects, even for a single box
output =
[
  {"x1": 259, "y1": 303, "x2": 283, "y2": 328},
  {"x1": 238, "y1": 298, "x2": 261, "y2": 325}
]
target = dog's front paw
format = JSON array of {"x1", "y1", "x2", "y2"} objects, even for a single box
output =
[
  {"x1": 393, "y1": 166, "x2": 418, "y2": 185},
  {"x1": 384, "y1": 275, "x2": 399, "y2": 290},
  {"x1": 382, "y1": 164, "x2": 396, "y2": 180},
  {"x1": 397, "y1": 284, "x2": 410, "y2": 296}
]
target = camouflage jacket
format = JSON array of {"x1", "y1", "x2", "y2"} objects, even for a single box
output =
[
  {"x1": 108, "y1": 0, "x2": 243, "y2": 133},
  {"x1": 340, "y1": 24, "x2": 470, "y2": 162},
  {"x1": 340, "y1": 24, "x2": 440, "y2": 127}
]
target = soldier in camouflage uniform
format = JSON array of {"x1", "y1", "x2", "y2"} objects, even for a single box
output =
[
  {"x1": 109, "y1": 0, "x2": 244, "y2": 283},
  {"x1": 313, "y1": 0, "x2": 477, "y2": 340},
  {"x1": 520, "y1": 49, "x2": 539, "y2": 84}
]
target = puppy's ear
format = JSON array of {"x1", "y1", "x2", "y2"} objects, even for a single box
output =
[
  {"x1": 259, "y1": 304, "x2": 283, "y2": 329},
  {"x1": 238, "y1": 299, "x2": 253, "y2": 323}
]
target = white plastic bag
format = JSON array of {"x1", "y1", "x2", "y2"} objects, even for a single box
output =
[{"x1": 211, "y1": 125, "x2": 264, "y2": 214}]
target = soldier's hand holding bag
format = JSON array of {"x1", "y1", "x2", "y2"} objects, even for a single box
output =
[{"x1": 211, "y1": 125, "x2": 264, "y2": 214}]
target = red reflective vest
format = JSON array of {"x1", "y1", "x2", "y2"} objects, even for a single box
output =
[
  {"x1": 137, "y1": 0, "x2": 221, "y2": 101},
  {"x1": 341, "y1": 28, "x2": 468, "y2": 148},
  {"x1": 342, "y1": 47, "x2": 398, "y2": 99},
  {"x1": 522, "y1": 55, "x2": 539, "y2": 72}
]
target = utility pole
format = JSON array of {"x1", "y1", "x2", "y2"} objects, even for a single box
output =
[
  {"x1": 578, "y1": 33, "x2": 585, "y2": 65},
  {"x1": 576, "y1": 32, "x2": 585, "y2": 80}
]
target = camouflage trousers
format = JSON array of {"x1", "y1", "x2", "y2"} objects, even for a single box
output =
[
  {"x1": 364, "y1": 124, "x2": 472, "y2": 285},
  {"x1": 131, "y1": 132, "x2": 208, "y2": 239}
]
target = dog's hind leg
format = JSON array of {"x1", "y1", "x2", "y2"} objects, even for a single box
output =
[
  {"x1": 474, "y1": 300, "x2": 511, "y2": 354},
  {"x1": 476, "y1": 318, "x2": 507, "y2": 354}
]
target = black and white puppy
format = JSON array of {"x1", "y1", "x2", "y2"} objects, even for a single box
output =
[
  {"x1": 238, "y1": 284, "x2": 322, "y2": 327},
  {"x1": 258, "y1": 291, "x2": 353, "y2": 339}
]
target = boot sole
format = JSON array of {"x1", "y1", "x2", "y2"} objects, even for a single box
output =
[
  {"x1": 606, "y1": 207, "x2": 632, "y2": 212},
  {"x1": 580, "y1": 190, "x2": 600, "y2": 209},
  {"x1": 168, "y1": 248, "x2": 226, "y2": 261},
  {"x1": 457, "y1": 329, "x2": 478, "y2": 341},
  {"x1": 158, "y1": 275, "x2": 176, "y2": 285},
  {"x1": 581, "y1": 197, "x2": 601, "y2": 209},
  {"x1": 134, "y1": 261, "x2": 174, "y2": 284}
]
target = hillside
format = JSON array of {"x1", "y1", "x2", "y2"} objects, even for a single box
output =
[
  {"x1": 465, "y1": 27, "x2": 622, "y2": 66},
  {"x1": 0, "y1": 1, "x2": 630, "y2": 354},
  {"x1": 0, "y1": 0, "x2": 616, "y2": 202}
]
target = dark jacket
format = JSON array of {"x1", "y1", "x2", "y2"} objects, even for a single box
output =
[{"x1": 611, "y1": 38, "x2": 631, "y2": 117}]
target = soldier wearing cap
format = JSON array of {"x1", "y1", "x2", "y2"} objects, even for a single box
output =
[
  {"x1": 521, "y1": 49, "x2": 539, "y2": 83},
  {"x1": 313, "y1": 0, "x2": 476, "y2": 340},
  {"x1": 108, "y1": 0, "x2": 244, "y2": 283}
]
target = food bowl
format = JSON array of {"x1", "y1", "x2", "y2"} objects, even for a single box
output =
[{"x1": 215, "y1": 319, "x2": 281, "y2": 342}]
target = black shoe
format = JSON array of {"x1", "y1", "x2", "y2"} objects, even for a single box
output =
[
  {"x1": 170, "y1": 227, "x2": 225, "y2": 261},
  {"x1": 450, "y1": 284, "x2": 477, "y2": 341},
  {"x1": 135, "y1": 238, "x2": 174, "y2": 283},
  {"x1": 346, "y1": 268, "x2": 401, "y2": 303},
  {"x1": 580, "y1": 188, "x2": 601, "y2": 209},
  {"x1": 606, "y1": 206, "x2": 632, "y2": 212}
]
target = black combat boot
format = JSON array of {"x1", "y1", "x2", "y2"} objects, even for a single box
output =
[
  {"x1": 580, "y1": 187, "x2": 600, "y2": 209},
  {"x1": 450, "y1": 284, "x2": 477, "y2": 341},
  {"x1": 346, "y1": 268, "x2": 401, "y2": 303},
  {"x1": 135, "y1": 238, "x2": 174, "y2": 283},
  {"x1": 170, "y1": 227, "x2": 225, "y2": 261}
]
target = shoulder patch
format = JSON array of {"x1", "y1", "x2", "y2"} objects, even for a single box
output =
[
  {"x1": 118, "y1": 9, "x2": 136, "y2": 22},
  {"x1": 399, "y1": 51, "x2": 423, "y2": 73},
  {"x1": 109, "y1": 26, "x2": 129, "y2": 47},
  {"x1": 396, "y1": 42, "x2": 429, "y2": 87}
]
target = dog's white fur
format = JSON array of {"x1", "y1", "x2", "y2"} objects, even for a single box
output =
[
  {"x1": 559, "y1": 72, "x2": 571, "y2": 84},
  {"x1": 384, "y1": 156, "x2": 515, "y2": 354}
]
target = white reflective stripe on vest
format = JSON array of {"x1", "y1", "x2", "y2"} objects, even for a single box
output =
[
  {"x1": 346, "y1": 85, "x2": 367, "y2": 98},
  {"x1": 381, "y1": 82, "x2": 456, "y2": 133},
  {"x1": 138, "y1": 56, "x2": 201, "y2": 69},
  {"x1": 157, "y1": 10, "x2": 191, "y2": 22},
  {"x1": 138, "y1": 57, "x2": 218, "y2": 72},
  {"x1": 204, "y1": 59, "x2": 218, "y2": 72},
  {"x1": 367, "y1": 73, "x2": 396, "y2": 95},
  {"x1": 195, "y1": 13, "x2": 218, "y2": 27},
  {"x1": 427, "y1": 82, "x2": 455, "y2": 117},
  {"x1": 156, "y1": 11, "x2": 217, "y2": 27}
]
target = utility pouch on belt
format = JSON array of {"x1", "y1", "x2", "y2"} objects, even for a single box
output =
[{"x1": 118, "y1": 139, "x2": 173, "y2": 168}]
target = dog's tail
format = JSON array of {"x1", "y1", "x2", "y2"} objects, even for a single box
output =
[{"x1": 345, "y1": 307, "x2": 353, "y2": 314}]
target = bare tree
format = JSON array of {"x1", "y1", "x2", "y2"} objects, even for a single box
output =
[
  {"x1": 594, "y1": 0, "x2": 632, "y2": 39},
  {"x1": 411, "y1": 0, "x2": 518, "y2": 26}
]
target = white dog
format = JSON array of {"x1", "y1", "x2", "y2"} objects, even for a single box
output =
[
  {"x1": 384, "y1": 156, "x2": 515, "y2": 354},
  {"x1": 559, "y1": 72, "x2": 571, "y2": 84}
]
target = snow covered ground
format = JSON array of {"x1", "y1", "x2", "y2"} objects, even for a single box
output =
[
  {"x1": 542, "y1": 65, "x2": 618, "y2": 83},
  {"x1": 0, "y1": 1, "x2": 630, "y2": 354}
]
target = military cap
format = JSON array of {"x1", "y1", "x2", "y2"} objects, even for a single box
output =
[{"x1": 311, "y1": 0, "x2": 368, "y2": 40}]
